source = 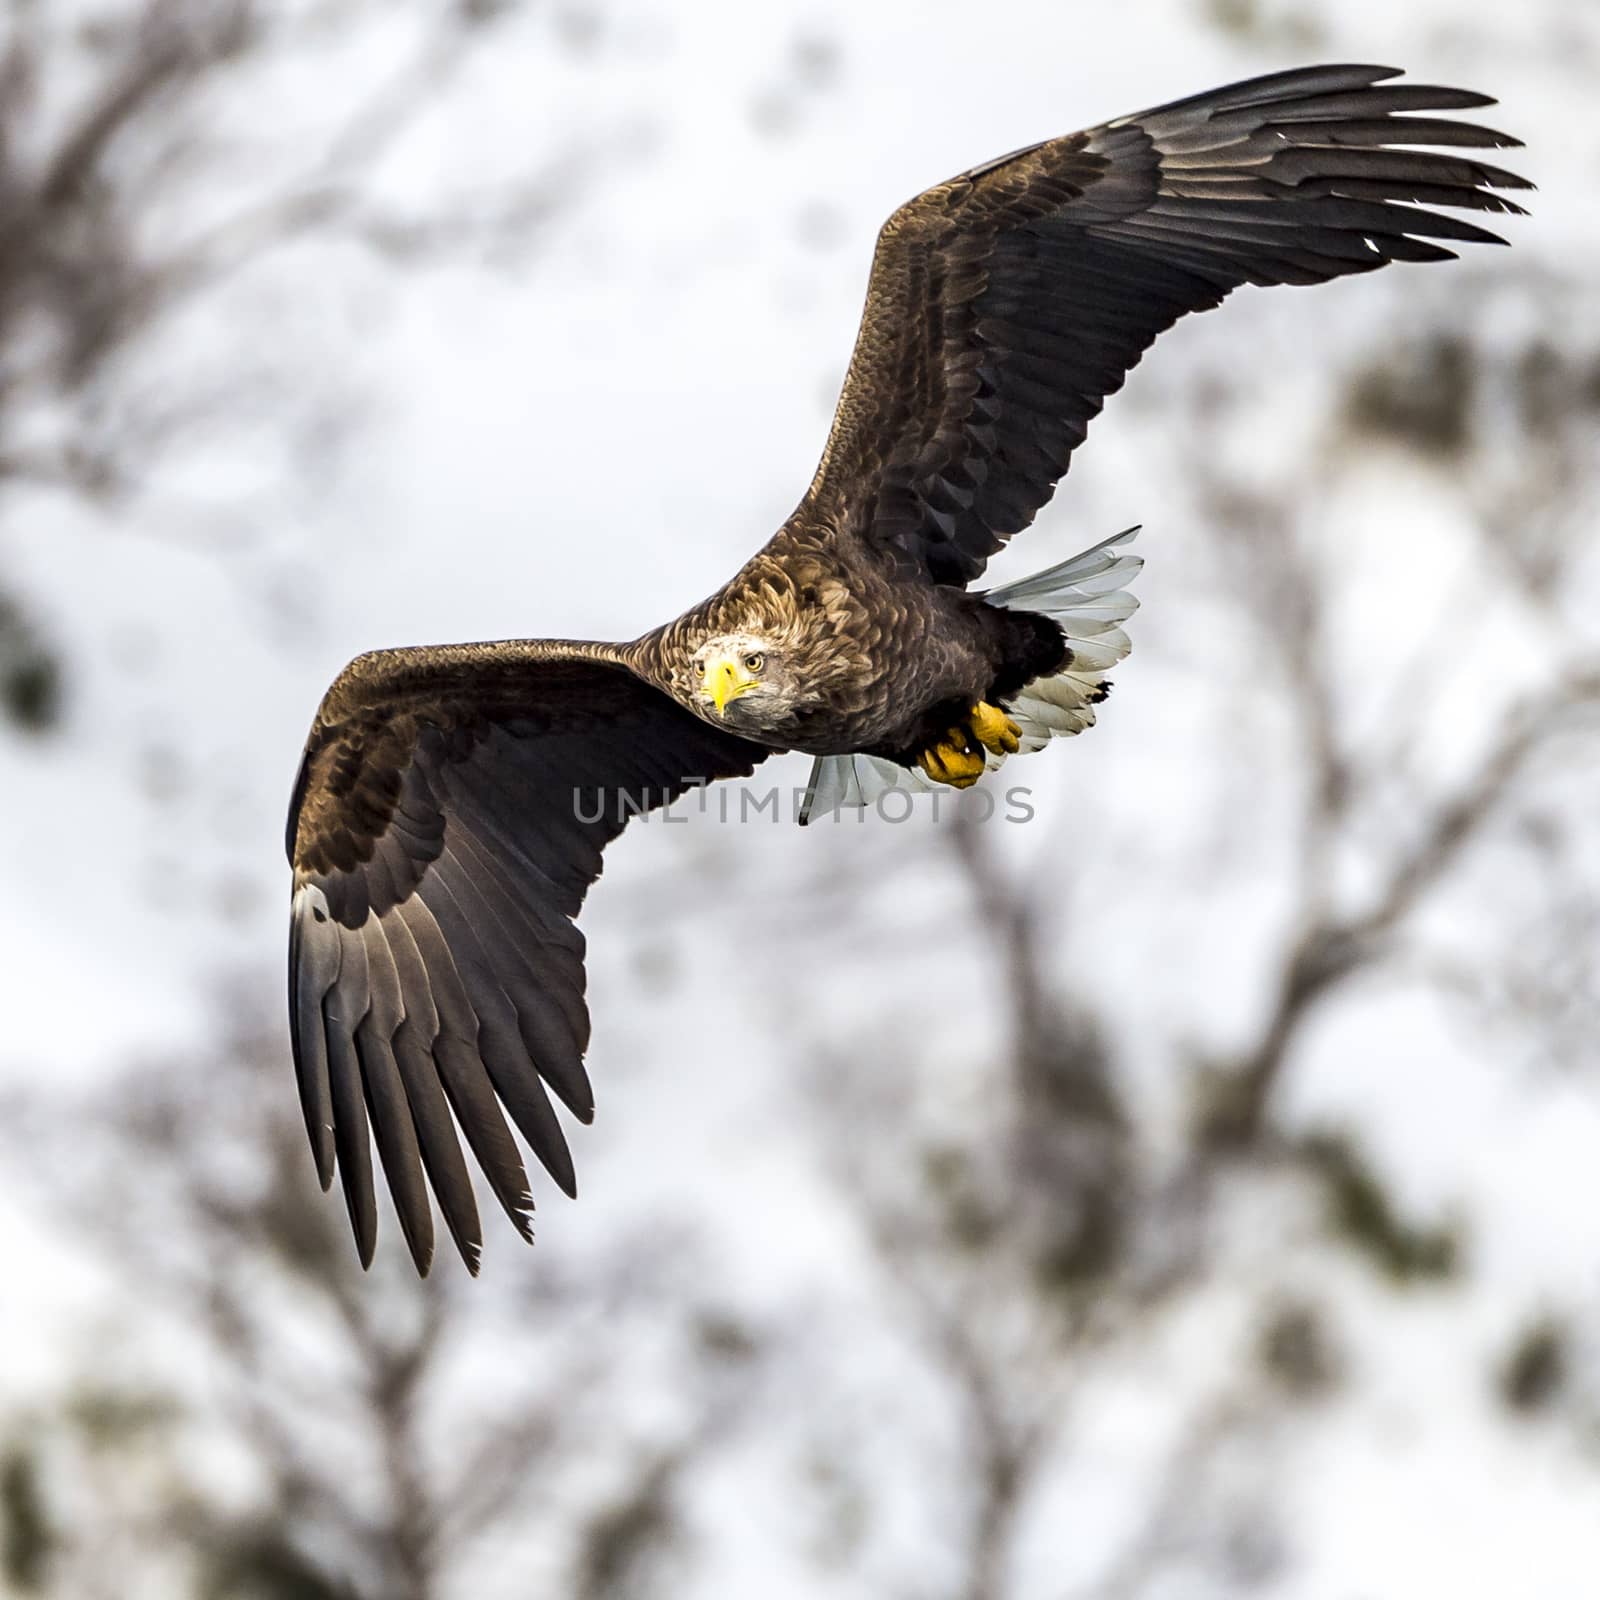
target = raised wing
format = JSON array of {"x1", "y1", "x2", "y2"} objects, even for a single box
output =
[
  {"x1": 287, "y1": 640, "x2": 766, "y2": 1274},
  {"x1": 798, "y1": 64, "x2": 1529, "y2": 586}
]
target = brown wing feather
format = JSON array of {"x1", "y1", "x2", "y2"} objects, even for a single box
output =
[
  {"x1": 287, "y1": 639, "x2": 766, "y2": 1275},
  {"x1": 798, "y1": 64, "x2": 1530, "y2": 586}
]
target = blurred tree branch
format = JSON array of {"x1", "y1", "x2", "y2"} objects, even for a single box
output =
[
  {"x1": 0, "y1": 1023, "x2": 764, "y2": 1600},
  {"x1": 0, "y1": 1, "x2": 612, "y2": 735},
  {"x1": 1179, "y1": 313, "x2": 1600, "y2": 1154},
  {"x1": 0, "y1": 1, "x2": 582, "y2": 504},
  {"x1": 1199, "y1": 653, "x2": 1600, "y2": 1151}
]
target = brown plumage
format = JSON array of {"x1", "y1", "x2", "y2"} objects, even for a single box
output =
[{"x1": 287, "y1": 64, "x2": 1528, "y2": 1273}]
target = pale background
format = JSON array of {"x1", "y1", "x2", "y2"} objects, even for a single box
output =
[{"x1": 1, "y1": 2, "x2": 1598, "y2": 1596}]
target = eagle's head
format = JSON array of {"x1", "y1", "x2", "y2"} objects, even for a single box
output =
[{"x1": 689, "y1": 630, "x2": 809, "y2": 736}]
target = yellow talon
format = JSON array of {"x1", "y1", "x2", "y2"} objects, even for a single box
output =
[
  {"x1": 918, "y1": 730, "x2": 985, "y2": 788},
  {"x1": 969, "y1": 701, "x2": 1021, "y2": 756},
  {"x1": 914, "y1": 704, "x2": 1019, "y2": 790}
]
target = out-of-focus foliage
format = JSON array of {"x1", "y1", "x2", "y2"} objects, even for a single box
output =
[
  {"x1": 0, "y1": 592, "x2": 63, "y2": 732},
  {"x1": 1, "y1": 1029, "x2": 764, "y2": 1600},
  {"x1": 1344, "y1": 334, "x2": 1477, "y2": 458},
  {"x1": 1497, "y1": 1315, "x2": 1570, "y2": 1415},
  {"x1": 0, "y1": 0, "x2": 579, "y2": 501},
  {"x1": 1257, "y1": 1299, "x2": 1342, "y2": 1400},
  {"x1": 0, "y1": 0, "x2": 594, "y2": 742},
  {"x1": 0, "y1": 1441, "x2": 53, "y2": 1593},
  {"x1": 1300, "y1": 1132, "x2": 1461, "y2": 1284}
]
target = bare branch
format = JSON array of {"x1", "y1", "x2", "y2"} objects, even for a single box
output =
[
  {"x1": 1201, "y1": 659, "x2": 1600, "y2": 1151},
  {"x1": 0, "y1": 0, "x2": 586, "y2": 514}
]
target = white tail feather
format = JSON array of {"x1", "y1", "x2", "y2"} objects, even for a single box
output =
[
  {"x1": 991, "y1": 525, "x2": 1141, "y2": 746},
  {"x1": 799, "y1": 528, "x2": 1142, "y2": 823}
]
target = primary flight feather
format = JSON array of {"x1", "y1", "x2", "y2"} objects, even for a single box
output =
[{"x1": 286, "y1": 64, "x2": 1529, "y2": 1273}]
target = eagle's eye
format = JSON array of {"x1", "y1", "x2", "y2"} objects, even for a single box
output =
[{"x1": 743, "y1": 652, "x2": 764, "y2": 673}]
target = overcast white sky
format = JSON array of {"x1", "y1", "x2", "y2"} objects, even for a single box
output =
[{"x1": 3, "y1": 1, "x2": 1599, "y2": 1594}]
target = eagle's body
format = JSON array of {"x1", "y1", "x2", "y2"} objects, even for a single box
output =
[
  {"x1": 286, "y1": 65, "x2": 1529, "y2": 1274},
  {"x1": 635, "y1": 529, "x2": 1066, "y2": 758}
]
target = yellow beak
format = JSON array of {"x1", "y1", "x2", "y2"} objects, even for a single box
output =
[{"x1": 704, "y1": 654, "x2": 757, "y2": 716}]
